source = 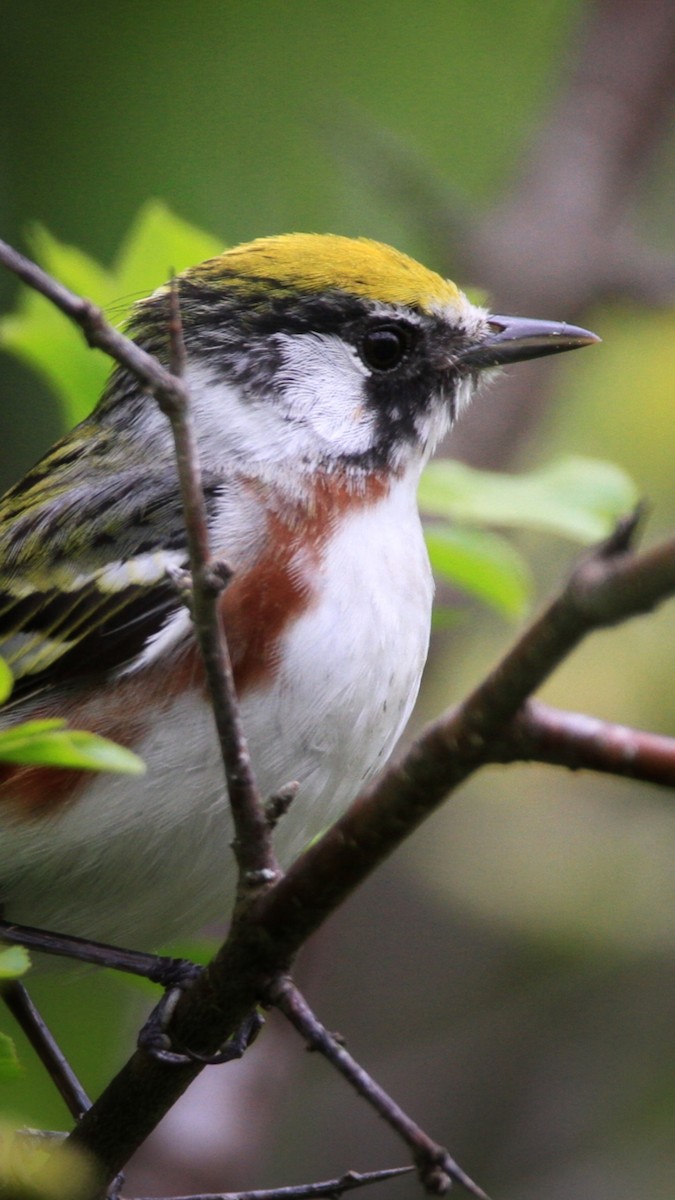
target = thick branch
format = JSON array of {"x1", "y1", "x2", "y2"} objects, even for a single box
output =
[{"x1": 500, "y1": 700, "x2": 675, "y2": 787}]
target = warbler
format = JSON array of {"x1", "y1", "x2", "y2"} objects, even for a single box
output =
[{"x1": 0, "y1": 234, "x2": 598, "y2": 955}]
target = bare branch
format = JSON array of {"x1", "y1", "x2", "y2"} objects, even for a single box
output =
[
  {"x1": 269, "y1": 980, "x2": 488, "y2": 1200},
  {"x1": 0, "y1": 919, "x2": 191, "y2": 981},
  {"x1": 500, "y1": 700, "x2": 675, "y2": 787},
  {"x1": 160, "y1": 275, "x2": 276, "y2": 888},
  {"x1": 1, "y1": 982, "x2": 90, "y2": 1120},
  {"x1": 134, "y1": 1165, "x2": 415, "y2": 1200}
]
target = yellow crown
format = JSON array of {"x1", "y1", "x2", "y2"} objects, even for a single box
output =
[{"x1": 191, "y1": 233, "x2": 461, "y2": 314}]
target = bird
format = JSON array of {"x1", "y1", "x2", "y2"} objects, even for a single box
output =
[{"x1": 0, "y1": 233, "x2": 599, "y2": 958}]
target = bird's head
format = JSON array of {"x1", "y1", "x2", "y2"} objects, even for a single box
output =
[{"x1": 108, "y1": 233, "x2": 598, "y2": 485}]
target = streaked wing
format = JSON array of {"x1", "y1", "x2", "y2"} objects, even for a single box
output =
[
  {"x1": 0, "y1": 463, "x2": 224, "y2": 703},
  {"x1": 0, "y1": 558, "x2": 185, "y2": 702}
]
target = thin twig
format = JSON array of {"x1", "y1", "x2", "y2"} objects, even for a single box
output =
[
  {"x1": 0, "y1": 919, "x2": 192, "y2": 982},
  {"x1": 133, "y1": 1165, "x2": 415, "y2": 1200},
  {"x1": 1, "y1": 982, "x2": 91, "y2": 1120},
  {"x1": 269, "y1": 979, "x2": 488, "y2": 1200},
  {"x1": 162, "y1": 275, "x2": 277, "y2": 886}
]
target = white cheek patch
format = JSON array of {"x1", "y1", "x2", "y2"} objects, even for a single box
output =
[
  {"x1": 186, "y1": 365, "x2": 300, "y2": 471},
  {"x1": 273, "y1": 332, "x2": 377, "y2": 457}
]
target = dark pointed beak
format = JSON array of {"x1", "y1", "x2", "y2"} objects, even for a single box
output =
[{"x1": 457, "y1": 315, "x2": 600, "y2": 369}]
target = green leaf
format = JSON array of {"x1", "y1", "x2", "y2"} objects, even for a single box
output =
[
  {"x1": 0, "y1": 722, "x2": 145, "y2": 775},
  {"x1": 0, "y1": 202, "x2": 224, "y2": 430},
  {"x1": 113, "y1": 199, "x2": 223, "y2": 298},
  {"x1": 419, "y1": 456, "x2": 639, "y2": 543},
  {"x1": 0, "y1": 1032, "x2": 22, "y2": 1082},
  {"x1": 0, "y1": 659, "x2": 13, "y2": 705},
  {"x1": 426, "y1": 525, "x2": 532, "y2": 619},
  {"x1": 0, "y1": 945, "x2": 31, "y2": 981},
  {"x1": 0, "y1": 274, "x2": 109, "y2": 429},
  {"x1": 30, "y1": 223, "x2": 115, "y2": 300},
  {"x1": 431, "y1": 607, "x2": 468, "y2": 631},
  {"x1": 0, "y1": 717, "x2": 71, "y2": 737}
]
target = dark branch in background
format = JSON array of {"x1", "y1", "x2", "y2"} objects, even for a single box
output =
[
  {"x1": 269, "y1": 981, "x2": 488, "y2": 1200},
  {"x1": 334, "y1": 0, "x2": 675, "y2": 468},
  {"x1": 470, "y1": 0, "x2": 675, "y2": 314},
  {"x1": 501, "y1": 700, "x2": 675, "y2": 787},
  {"x1": 136, "y1": 1165, "x2": 415, "y2": 1200},
  {"x1": 2, "y1": 243, "x2": 675, "y2": 1198},
  {"x1": 463, "y1": 0, "x2": 675, "y2": 462},
  {"x1": 1, "y1": 981, "x2": 90, "y2": 1120}
]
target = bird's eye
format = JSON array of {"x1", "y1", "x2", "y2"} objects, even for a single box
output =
[{"x1": 360, "y1": 324, "x2": 411, "y2": 372}]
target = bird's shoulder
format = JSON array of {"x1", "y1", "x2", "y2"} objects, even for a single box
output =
[{"x1": 0, "y1": 443, "x2": 261, "y2": 703}]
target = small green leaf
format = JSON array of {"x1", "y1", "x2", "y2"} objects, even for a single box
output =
[
  {"x1": 0, "y1": 659, "x2": 13, "y2": 705},
  {"x1": 0, "y1": 1032, "x2": 22, "y2": 1082},
  {"x1": 0, "y1": 717, "x2": 68, "y2": 735},
  {"x1": 30, "y1": 223, "x2": 115, "y2": 300},
  {"x1": 0, "y1": 203, "x2": 224, "y2": 430},
  {"x1": 113, "y1": 199, "x2": 223, "y2": 297},
  {"x1": 431, "y1": 607, "x2": 468, "y2": 631},
  {"x1": 0, "y1": 722, "x2": 145, "y2": 775},
  {"x1": 0, "y1": 945, "x2": 31, "y2": 980},
  {"x1": 0, "y1": 228, "x2": 116, "y2": 426},
  {"x1": 419, "y1": 456, "x2": 639, "y2": 543},
  {"x1": 426, "y1": 525, "x2": 532, "y2": 619}
]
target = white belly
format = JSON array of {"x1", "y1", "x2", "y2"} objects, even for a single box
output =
[{"x1": 0, "y1": 480, "x2": 433, "y2": 951}]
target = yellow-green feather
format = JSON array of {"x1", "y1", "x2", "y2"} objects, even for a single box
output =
[{"x1": 188, "y1": 234, "x2": 461, "y2": 314}]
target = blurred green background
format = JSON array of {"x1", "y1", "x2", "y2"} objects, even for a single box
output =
[{"x1": 0, "y1": 3, "x2": 674, "y2": 1198}]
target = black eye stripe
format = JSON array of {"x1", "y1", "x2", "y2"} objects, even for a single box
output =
[{"x1": 360, "y1": 323, "x2": 413, "y2": 372}]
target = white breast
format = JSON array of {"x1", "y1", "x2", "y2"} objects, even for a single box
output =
[
  {"x1": 0, "y1": 476, "x2": 433, "y2": 951},
  {"x1": 243, "y1": 475, "x2": 433, "y2": 863}
]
